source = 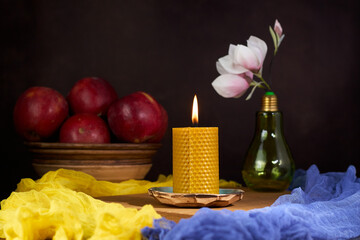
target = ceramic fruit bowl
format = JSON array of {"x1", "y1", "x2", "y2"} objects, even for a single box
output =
[{"x1": 24, "y1": 141, "x2": 161, "y2": 182}]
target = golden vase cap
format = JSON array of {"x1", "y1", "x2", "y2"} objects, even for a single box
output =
[{"x1": 261, "y1": 92, "x2": 278, "y2": 111}]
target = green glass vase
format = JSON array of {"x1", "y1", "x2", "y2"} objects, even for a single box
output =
[{"x1": 242, "y1": 92, "x2": 295, "y2": 192}]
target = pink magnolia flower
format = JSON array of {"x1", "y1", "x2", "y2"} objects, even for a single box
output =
[
  {"x1": 216, "y1": 36, "x2": 267, "y2": 74},
  {"x1": 212, "y1": 20, "x2": 284, "y2": 100},
  {"x1": 274, "y1": 19, "x2": 283, "y2": 37},
  {"x1": 211, "y1": 73, "x2": 253, "y2": 98}
]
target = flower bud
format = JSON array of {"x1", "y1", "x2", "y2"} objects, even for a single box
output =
[{"x1": 274, "y1": 19, "x2": 283, "y2": 37}]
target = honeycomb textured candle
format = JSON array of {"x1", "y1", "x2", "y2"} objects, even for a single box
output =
[{"x1": 173, "y1": 127, "x2": 219, "y2": 193}]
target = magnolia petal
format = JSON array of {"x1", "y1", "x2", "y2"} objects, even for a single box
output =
[
  {"x1": 233, "y1": 45, "x2": 260, "y2": 71},
  {"x1": 278, "y1": 34, "x2": 285, "y2": 46},
  {"x1": 216, "y1": 61, "x2": 228, "y2": 75},
  {"x1": 228, "y1": 44, "x2": 237, "y2": 57},
  {"x1": 274, "y1": 19, "x2": 283, "y2": 37},
  {"x1": 217, "y1": 55, "x2": 248, "y2": 75},
  {"x1": 247, "y1": 36, "x2": 267, "y2": 53},
  {"x1": 247, "y1": 36, "x2": 268, "y2": 68},
  {"x1": 212, "y1": 74, "x2": 250, "y2": 98},
  {"x1": 240, "y1": 71, "x2": 254, "y2": 83}
]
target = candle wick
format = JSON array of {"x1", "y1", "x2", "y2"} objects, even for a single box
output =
[{"x1": 192, "y1": 122, "x2": 199, "y2": 127}]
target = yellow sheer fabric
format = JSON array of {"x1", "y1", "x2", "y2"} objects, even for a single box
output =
[
  {"x1": 16, "y1": 169, "x2": 241, "y2": 197},
  {"x1": 16, "y1": 169, "x2": 173, "y2": 198},
  {"x1": 0, "y1": 187, "x2": 160, "y2": 240},
  {"x1": 0, "y1": 169, "x2": 241, "y2": 239}
]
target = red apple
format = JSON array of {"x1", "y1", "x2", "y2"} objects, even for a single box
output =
[
  {"x1": 13, "y1": 86, "x2": 69, "y2": 141},
  {"x1": 67, "y1": 77, "x2": 118, "y2": 116},
  {"x1": 107, "y1": 91, "x2": 168, "y2": 143},
  {"x1": 59, "y1": 113, "x2": 110, "y2": 143}
]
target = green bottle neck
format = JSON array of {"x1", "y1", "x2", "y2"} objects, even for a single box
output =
[
  {"x1": 255, "y1": 111, "x2": 284, "y2": 134},
  {"x1": 256, "y1": 92, "x2": 283, "y2": 132}
]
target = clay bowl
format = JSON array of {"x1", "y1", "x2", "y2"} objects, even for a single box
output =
[{"x1": 24, "y1": 141, "x2": 161, "y2": 182}]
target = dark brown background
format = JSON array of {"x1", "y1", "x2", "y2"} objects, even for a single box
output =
[{"x1": 1, "y1": 0, "x2": 359, "y2": 200}]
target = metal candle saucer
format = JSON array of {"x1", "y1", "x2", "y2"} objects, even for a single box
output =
[{"x1": 148, "y1": 187, "x2": 244, "y2": 207}]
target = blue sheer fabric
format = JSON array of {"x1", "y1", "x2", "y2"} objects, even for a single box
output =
[{"x1": 142, "y1": 165, "x2": 360, "y2": 240}]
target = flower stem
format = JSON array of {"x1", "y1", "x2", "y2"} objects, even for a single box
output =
[
  {"x1": 268, "y1": 54, "x2": 275, "y2": 87},
  {"x1": 254, "y1": 73, "x2": 271, "y2": 90}
]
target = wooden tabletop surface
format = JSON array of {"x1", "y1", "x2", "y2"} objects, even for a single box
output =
[{"x1": 99, "y1": 188, "x2": 289, "y2": 222}]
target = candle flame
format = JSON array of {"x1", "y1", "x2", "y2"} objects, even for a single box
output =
[{"x1": 192, "y1": 94, "x2": 198, "y2": 125}]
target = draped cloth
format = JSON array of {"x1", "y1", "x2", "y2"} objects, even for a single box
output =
[
  {"x1": 142, "y1": 165, "x2": 360, "y2": 240},
  {"x1": 0, "y1": 168, "x2": 240, "y2": 239}
]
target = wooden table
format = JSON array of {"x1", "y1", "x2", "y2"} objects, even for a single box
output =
[{"x1": 99, "y1": 188, "x2": 289, "y2": 222}]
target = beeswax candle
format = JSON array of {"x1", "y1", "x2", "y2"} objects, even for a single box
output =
[{"x1": 172, "y1": 95, "x2": 219, "y2": 194}]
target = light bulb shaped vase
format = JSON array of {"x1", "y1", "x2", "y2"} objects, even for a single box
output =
[{"x1": 242, "y1": 92, "x2": 295, "y2": 192}]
